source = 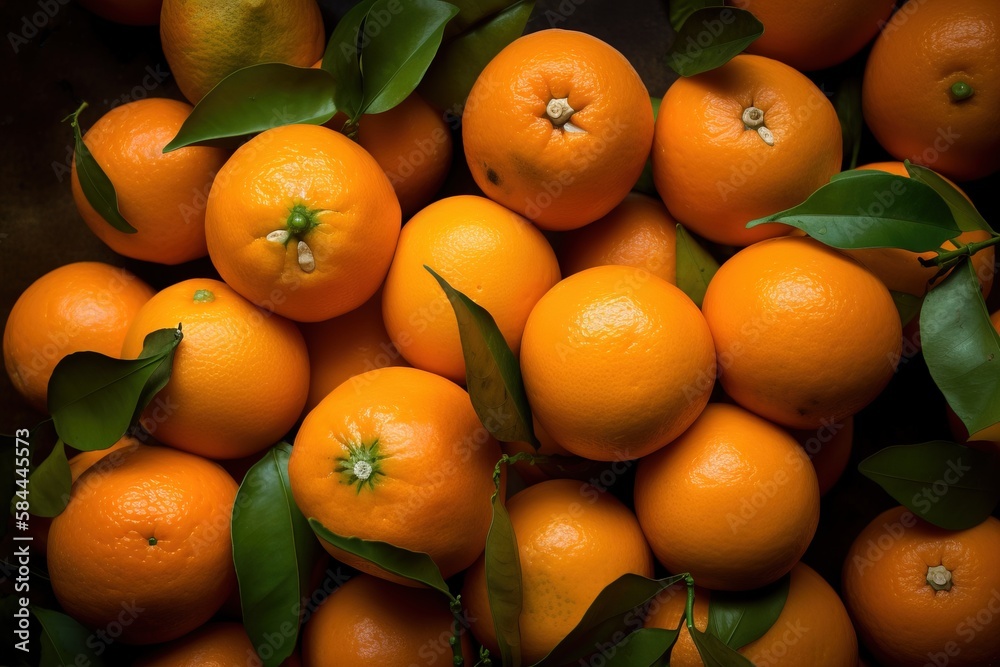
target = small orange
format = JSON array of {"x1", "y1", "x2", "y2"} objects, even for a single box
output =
[
  {"x1": 3, "y1": 261, "x2": 154, "y2": 412},
  {"x1": 78, "y1": 0, "x2": 162, "y2": 25},
  {"x1": 135, "y1": 622, "x2": 257, "y2": 666},
  {"x1": 120, "y1": 278, "x2": 309, "y2": 460},
  {"x1": 652, "y1": 54, "x2": 842, "y2": 246},
  {"x1": 205, "y1": 123, "x2": 401, "y2": 322},
  {"x1": 462, "y1": 478, "x2": 654, "y2": 664},
  {"x1": 634, "y1": 403, "x2": 820, "y2": 591},
  {"x1": 463, "y1": 29, "x2": 654, "y2": 230},
  {"x1": 788, "y1": 415, "x2": 854, "y2": 496},
  {"x1": 843, "y1": 506, "x2": 1000, "y2": 666}
]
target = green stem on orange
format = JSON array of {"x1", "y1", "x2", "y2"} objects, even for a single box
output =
[
  {"x1": 684, "y1": 574, "x2": 696, "y2": 630},
  {"x1": 193, "y1": 289, "x2": 215, "y2": 303},
  {"x1": 919, "y1": 233, "x2": 1000, "y2": 270},
  {"x1": 335, "y1": 440, "x2": 387, "y2": 493},
  {"x1": 449, "y1": 596, "x2": 467, "y2": 667},
  {"x1": 950, "y1": 81, "x2": 974, "y2": 101}
]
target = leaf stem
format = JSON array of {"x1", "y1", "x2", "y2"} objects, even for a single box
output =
[
  {"x1": 62, "y1": 101, "x2": 88, "y2": 128},
  {"x1": 919, "y1": 234, "x2": 1000, "y2": 269},
  {"x1": 450, "y1": 595, "x2": 466, "y2": 667},
  {"x1": 684, "y1": 574, "x2": 696, "y2": 630}
]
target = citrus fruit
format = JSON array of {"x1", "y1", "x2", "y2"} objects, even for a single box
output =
[
  {"x1": 863, "y1": 0, "x2": 1000, "y2": 181},
  {"x1": 47, "y1": 445, "x2": 238, "y2": 644},
  {"x1": 843, "y1": 506, "x2": 1000, "y2": 666},
  {"x1": 381, "y1": 194, "x2": 560, "y2": 383},
  {"x1": 634, "y1": 403, "x2": 820, "y2": 590},
  {"x1": 120, "y1": 278, "x2": 309, "y2": 460},
  {"x1": 70, "y1": 98, "x2": 229, "y2": 265},
  {"x1": 462, "y1": 478, "x2": 654, "y2": 664},
  {"x1": 788, "y1": 415, "x2": 854, "y2": 496},
  {"x1": 78, "y1": 0, "x2": 162, "y2": 25},
  {"x1": 520, "y1": 264, "x2": 716, "y2": 461},
  {"x1": 701, "y1": 235, "x2": 902, "y2": 429},
  {"x1": 205, "y1": 123, "x2": 401, "y2": 322},
  {"x1": 652, "y1": 54, "x2": 842, "y2": 246},
  {"x1": 463, "y1": 29, "x2": 654, "y2": 230},
  {"x1": 3, "y1": 261, "x2": 154, "y2": 412},
  {"x1": 135, "y1": 622, "x2": 257, "y2": 666},
  {"x1": 288, "y1": 366, "x2": 500, "y2": 583}
]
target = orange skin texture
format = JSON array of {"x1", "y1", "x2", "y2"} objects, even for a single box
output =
[
  {"x1": 462, "y1": 478, "x2": 654, "y2": 665},
  {"x1": 463, "y1": 29, "x2": 654, "y2": 230},
  {"x1": 70, "y1": 98, "x2": 230, "y2": 265},
  {"x1": 135, "y1": 622, "x2": 256, "y2": 666},
  {"x1": 382, "y1": 195, "x2": 561, "y2": 383},
  {"x1": 653, "y1": 54, "x2": 842, "y2": 246},
  {"x1": 789, "y1": 415, "x2": 854, "y2": 496},
  {"x1": 843, "y1": 507, "x2": 1000, "y2": 667},
  {"x1": 520, "y1": 264, "x2": 716, "y2": 461},
  {"x1": 120, "y1": 279, "x2": 309, "y2": 460},
  {"x1": 634, "y1": 403, "x2": 820, "y2": 591},
  {"x1": 301, "y1": 574, "x2": 473, "y2": 667},
  {"x1": 555, "y1": 192, "x2": 678, "y2": 285},
  {"x1": 702, "y1": 236, "x2": 903, "y2": 429},
  {"x1": 3, "y1": 261, "x2": 154, "y2": 412},
  {"x1": 206, "y1": 124, "x2": 401, "y2": 323},
  {"x1": 78, "y1": 0, "x2": 162, "y2": 25},
  {"x1": 47, "y1": 445, "x2": 238, "y2": 645},
  {"x1": 647, "y1": 563, "x2": 858, "y2": 666},
  {"x1": 288, "y1": 367, "x2": 500, "y2": 583},
  {"x1": 863, "y1": 0, "x2": 1000, "y2": 181}
]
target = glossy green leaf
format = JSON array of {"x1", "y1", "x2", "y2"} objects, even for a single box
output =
[
  {"x1": 426, "y1": 266, "x2": 539, "y2": 447},
  {"x1": 34, "y1": 606, "x2": 108, "y2": 667},
  {"x1": 27, "y1": 440, "x2": 71, "y2": 518},
  {"x1": 834, "y1": 75, "x2": 862, "y2": 170},
  {"x1": 859, "y1": 441, "x2": 1000, "y2": 530},
  {"x1": 675, "y1": 224, "x2": 720, "y2": 308},
  {"x1": 163, "y1": 64, "x2": 336, "y2": 152},
  {"x1": 632, "y1": 97, "x2": 662, "y2": 196},
  {"x1": 921, "y1": 261, "x2": 1000, "y2": 440},
  {"x1": 667, "y1": 7, "x2": 763, "y2": 77},
  {"x1": 48, "y1": 327, "x2": 182, "y2": 451},
  {"x1": 484, "y1": 466, "x2": 522, "y2": 667},
  {"x1": 891, "y1": 291, "x2": 923, "y2": 327},
  {"x1": 322, "y1": 0, "x2": 375, "y2": 120},
  {"x1": 707, "y1": 574, "x2": 790, "y2": 649},
  {"x1": 65, "y1": 102, "x2": 135, "y2": 233},
  {"x1": 690, "y1": 626, "x2": 756, "y2": 667},
  {"x1": 603, "y1": 627, "x2": 681, "y2": 666},
  {"x1": 234, "y1": 443, "x2": 322, "y2": 667},
  {"x1": 746, "y1": 172, "x2": 960, "y2": 251},
  {"x1": 905, "y1": 161, "x2": 992, "y2": 233},
  {"x1": 670, "y1": 0, "x2": 724, "y2": 29}
]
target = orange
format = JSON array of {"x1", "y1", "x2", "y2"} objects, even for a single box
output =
[
  {"x1": 843, "y1": 506, "x2": 1000, "y2": 666},
  {"x1": 702, "y1": 236, "x2": 902, "y2": 429},
  {"x1": 652, "y1": 54, "x2": 842, "y2": 246},
  {"x1": 160, "y1": 0, "x2": 325, "y2": 104},
  {"x1": 634, "y1": 403, "x2": 820, "y2": 590},
  {"x1": 78, "y1": 0, "x2": 162, "y2": 25},
  {"x1": 47, "y1": 445, "x2": 238, "y2": 644},
  {"x1": 205, "y1": 123, "x2": 401, "y2": 322},
  {"x1": 120, "y1": 278, "x2": 309, "y2": 460},
  {"x1": 555, "y1": 192, "x2": 678, "y2": 285},
  {"x1": 728, "y1": 0, "x2": 895, "y2": 71},
  {"x1": 788, "y1": 415, "x2": 854, "y2": 496},
  {"x1": 647, "y1": 562, "x2": 858, "y2": 666},
  {"x1": 70, "y1": 98, "x2": 230, "y2": 265},
  {"x1": 381, "y1": 195, "x2": 561, "y2": 383},
  {"x1": 288, "y1": 366, "x2": 500, "y2": 582},
  {"x1": 463, "y1": 29, "x2": 654, "y2": 230},
  {"x1": 519, "y1": 264, "x2": 716, "y2": 461},
  {"x1": 863, "y1": 0, "x2": 1000, "y2": 181},
  {"x1": 3, "y1": 261, "x2": 154, "y2": 412},
  {"x1": 301, "y1": 574, "x2": 473, "y2": 666},
  {"x1": 462, "y1": 478, "x2": 654, "y2": 664},
  {"x1": 135, "y1": 622, "x2": 256, "y2": 666}
]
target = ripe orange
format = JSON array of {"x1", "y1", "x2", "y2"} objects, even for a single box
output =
[
  {"x1": 520, "y1": 264, "x2": 716, "y2": 461},
  {"x1": 301, "y1": 574, "x2": 474, "y2": 666},
  {"x1": 843, "y1": 506, "x2": 1000, "y2": 666},
  {"x1": 788, "y1": 415, "x2": 853, "y2": 496},
  {"x1": 205, "y1": 123, "x2": 401, "y2": 322},
  {"x1": 70, "y1": 99, "x2": 229, "y2": 264},
  {"x1": 160, "y1": 0, "x2": 325, "y2": 104},
  {"x1": 135, "y1": 622, "x2": 257, "y2": 666},
  {"x1": 863, "y1": 0, "x2": 1000, "y2": 181},
  {"x1": 652, "y1": 54, "x2": 842, "y2": 246},
  {"x1": 47, "y1": 445, "x2": 238, "y2": 644},
  {"x1": 462, "y1": 478, "x2": 654, "y2": 664},
  {"x1": 289, "y1": 366, "x2": 500, "y2": 583},
  {"x1": 381, "y1": 194, "x2": 560, "y2": 383},
  {"x1": 120, "y1": 278, "x2": 309, "y2": 460},
  {"x1": 463, "y1": 29, "x2": 654, "y2": 230},
  {"x1": 555, "y1": 192, "x2": 678, "y2": 284},
  {"x1": 634, "y1": 403, "x2": 820, "y2": 590},
  {"x1": 78, "y1": 0, "x2": 162, "y2": 25},
  {"x1": 702, "y1": 236, "x2": 902, "y2": 429},
  {"x1": 3, "y1": 261, "x2": 154, "y2": 412}
]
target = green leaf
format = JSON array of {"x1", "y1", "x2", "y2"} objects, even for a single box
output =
[
  {"x1": 891, "y1": 291, "x2": 923, "y2": 327},
  {"x1": 667, "y1": 7, "x2": 763, "y2": 77},
  {"x1": 425, "y1": 266, "x2": 538, "y2": 447},
  {"x1": 859, "y1": 441, "x2": 1000, "y2": 530},
  {"x1": 905, "y1": 161, "x2": 992, "y2": 233},
  {"x1": 48, "y1": 327, "x2": 182, "y2": 451},
  {"x1": 309, "y1": 518, "x2": 453, "y2": 598},
  {"x1": 707, "y1": 574, "x2": 790, "y2": 649},
  {"x1": 484, "y1": 468, "x2": 522, "y2": 667},
  {"x1": 921, "y1": 261, "x2": 1000, "y2": 440},
  {"x1": 603, "y1": 627, "x2": 681, "y2": 666},
  {"x1": 669, "y1": 0, "x2": 724, "y2": 29},
  {"x1": 163, "y1": 64, "x2": 337, "y2": 152},
  {"x1": 322, "y1": 0, "x2": 376, "y2": 120},
  {"x1": 834, "y1": 75, "x2": 862, "y2": 170},
  {"x1": 690, "y1": 626, "x2": 756, "y2": 667},
  {"x1": 675, "y1": 224, "x2": 720, "y2": 308},
  {"x1": 65, "y1": 102, "x2": 135, "y2": 233},
  {"x1": 234, "y1": 443, "x2": 322, "y2": 667},
  {"x1": 746, "y1": 172, "x2": 960, "y2": 251},
  {"x1": 34, "y1": 606, "x2": 108, "y2": 667},
  {"x1": 27, "y1": 440, "x2": 71, "y2": 518}
]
